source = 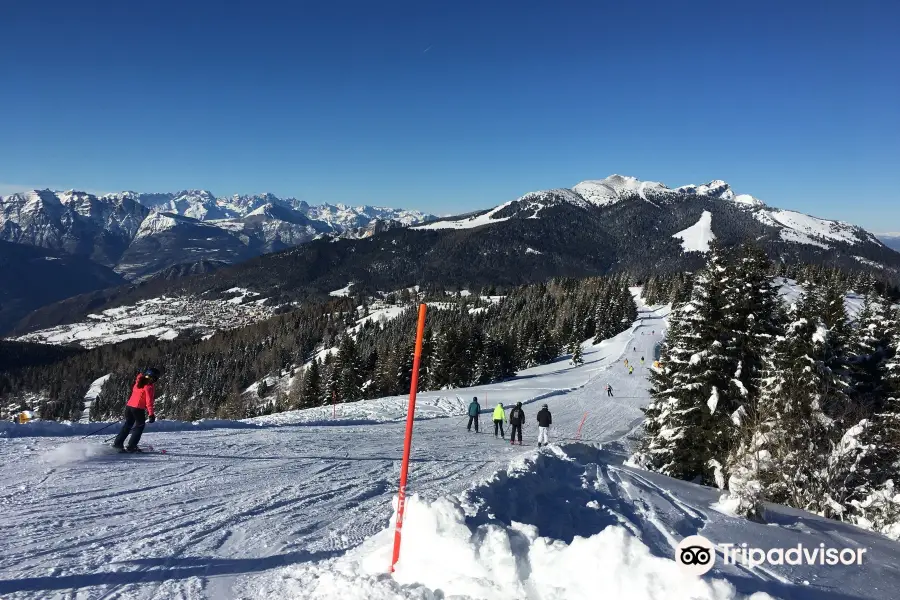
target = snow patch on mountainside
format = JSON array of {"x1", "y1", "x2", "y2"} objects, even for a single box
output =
[
  {"x1": 330, "y1": 283, "x2": 354, "y2": 297},
  {"x1": 768, "y1": 210, "x2": 860, "y2": 245},
  {"x1": 414, "y1": 202, "x2": 513, "y2": 230},
  {"x1": 673, "y1": 211, "x2": 715, "y2": 252},
  {"x1": 853, "y1": 256, "x2": 885, "y2": 269},
  {"x1": 9, "y1": 295, "x2": 274, "y2": 349}
]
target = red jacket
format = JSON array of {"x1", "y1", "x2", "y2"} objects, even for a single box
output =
[{"x1": 126, "y1": 374, "x2": 155, "y2": 416}]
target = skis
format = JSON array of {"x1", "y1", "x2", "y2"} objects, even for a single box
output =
[{"x1": 116, "y1": 445, "x2": 167, "y2": 455}]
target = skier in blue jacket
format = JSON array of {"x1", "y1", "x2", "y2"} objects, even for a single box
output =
[{"x1": 467, "y1": 397, "x2": 480, "y2": 432}]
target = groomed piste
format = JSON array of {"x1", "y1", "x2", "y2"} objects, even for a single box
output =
[{"x1": 1, "y1": 295, "x2": 897, "y2": 599}]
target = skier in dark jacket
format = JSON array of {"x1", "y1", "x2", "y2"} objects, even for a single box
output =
[
  {"x1": 606, "y1": 384, "x2": 613, "y2": 397},
  {"x1": 508, "y1": 402, "x2": 525, "y2": 445},
  {"x1": 113, "y1": 368, "x2": 161, "y2": 452},
  {"x1": 467, "y1": 397, "x2": 480, "y2": 432},
  {"x1": 536, "y1": 404, "x2": 552, "y2": 447}
]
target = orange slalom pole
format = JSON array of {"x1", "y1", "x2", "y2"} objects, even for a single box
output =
[
  {"x1": 390, "y1": 303, "x2": 428, "y2": 573},
  {"x1": 575, "y1": 412, "x2": 588, "y2": 440}
]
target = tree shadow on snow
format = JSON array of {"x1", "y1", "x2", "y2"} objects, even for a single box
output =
[{"x1": 0, "y1": 548, "x2": 342, "y2": 594}]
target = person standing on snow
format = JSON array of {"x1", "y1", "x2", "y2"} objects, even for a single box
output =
[
  {"x1": 492, "y1": 403, "x2": 506, "y2": 438},
  {"x1": 508, "y1": 402, "x2": 525, "y2": 445},
  {"x1": 606, "y1": 384, "x2": 613, "y2": 397},
  {"x1": 536, "y1": 404, "x2": 552, "y2": 448},
  {"x1": 113, "y1": 368, "x2": 160, "y2": 452},
  {"x1": 467, "y1": 397, "x2": 481, "y2": 433},
  {"x1": 629, "y1": 366, "x2": 634, "y2": 375}
]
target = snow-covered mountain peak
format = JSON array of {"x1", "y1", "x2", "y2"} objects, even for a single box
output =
[
  {"x1": 134, "y1": 212, "x2": 188, "y2": 238},
  {"x1": 675, "y1": 180, "x2": 735, "y2": 201},
  {"x1": 573, "y1": 175, "x2": 668, "y2": 206}
]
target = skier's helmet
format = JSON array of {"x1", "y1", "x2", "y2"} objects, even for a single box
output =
[
  {"x1": 143, "y1": 367, "x2": 161, "y2": 380},
  {"x1": 542, "y1": 404, "x2": 548, "y2": 409},
  {"x1": 473, "y1": 396, "x2": 477, "y2": 402}
]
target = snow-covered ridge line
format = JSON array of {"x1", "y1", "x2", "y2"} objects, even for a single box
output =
[{"x1": 409, "y1": 174, "x2": 878, "y2": 253}]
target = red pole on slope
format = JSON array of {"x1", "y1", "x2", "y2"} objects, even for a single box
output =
[
  {"x1": 391, "y1": 303, "x2": 428, "y2": 573},
  {"x1": 575, "y1": 412, "x2": 588, "y2": 440}
]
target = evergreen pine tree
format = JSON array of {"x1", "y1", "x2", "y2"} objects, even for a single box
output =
[
  {"x1": 570, "y1": 343, "x2": 584, "y2": 366},
  {"x1": 299, "y1": 360, "x2": 322, "y2": 409},
  {"x1": 633, "y1": 243, "x2": 735, "y2": 484}
]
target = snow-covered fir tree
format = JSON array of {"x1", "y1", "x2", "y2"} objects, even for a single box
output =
[
  {"x1": 634, "y1": 242, "x2": 738, "y2": 484},
  {"x1": 727, "y1": 297, "x2": 841, "y2": 516},
  {"x1": 570, "y1": 343, "x2": 584, "y2": 366}
]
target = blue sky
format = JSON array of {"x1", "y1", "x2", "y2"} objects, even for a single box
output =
[{"x1": 2, "y1": 1, "x2": 898, "y2": 230}]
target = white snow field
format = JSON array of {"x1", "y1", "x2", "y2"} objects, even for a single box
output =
[
  {"x1": 1, "y1": 301, "x2": 898, "y2": 599},
  {"x1": 673, "y1": 210, "x2": 716, "y2": 253}
]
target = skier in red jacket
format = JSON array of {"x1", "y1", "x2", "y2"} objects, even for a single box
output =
[{"x1": 113, "y1": 368, "x2": 160, "y2": 452}]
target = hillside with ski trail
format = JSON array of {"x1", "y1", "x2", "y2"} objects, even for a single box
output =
[{"x1": 1, "y1": 300, "x2": 898, "y2": 599}]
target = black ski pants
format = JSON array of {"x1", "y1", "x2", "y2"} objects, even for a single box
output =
[
  {"x1": 510, "y1": 423, "x2": 523, "y2": 442},
  {"x1": 114, "y1": 406, "x2": 146, "y2": 449},
  {"x1": 467, "y1": 415, "x2": 479, "y2": 432},
  {"x1": 493, "y1": 420, "x2": 505, "y2": 437}
]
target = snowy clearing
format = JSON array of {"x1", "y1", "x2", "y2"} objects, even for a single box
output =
[
  {"x1": 329, "y1": 283, "x2": 354, "y2": 297},
  {"x1": 412, "y1": 203, "x2": 512, "y2": 230},
  {"x1": 673, "y1": 211, "x2": 715, "y2": 253}
]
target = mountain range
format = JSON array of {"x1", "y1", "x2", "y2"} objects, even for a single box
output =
[
  {"x1": 7, "y1": 174, "x2": 899, "y2": 337},
  {"x1": 0, "y1": 189, "x2": 434, "y2": 332},
  {"x1": 0, "y1": 189, "x2": 435, "y2": 279},
  {"x1": 876, "y1": 233, "x2": 900, "y2": 252}
]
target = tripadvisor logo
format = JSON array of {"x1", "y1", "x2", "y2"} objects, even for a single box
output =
[
  {"x1": 675, "y1": 535, "x2": 867, "y2": 575},
  {"x1": 676, "y1": 535, "x2": 716, "y2": 575}
]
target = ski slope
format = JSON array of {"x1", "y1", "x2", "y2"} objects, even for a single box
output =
[{"x1": 1, "y1": 301, "x2": 898, "y2": 599}]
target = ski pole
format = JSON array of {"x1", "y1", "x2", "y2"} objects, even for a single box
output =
[{"x1": 79, "y1": 421, "x2": 119, "y2": 440}]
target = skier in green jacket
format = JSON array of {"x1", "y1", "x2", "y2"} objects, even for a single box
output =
[{"x1": 492, "y1": 403, "x2": 506, "y2": 438}]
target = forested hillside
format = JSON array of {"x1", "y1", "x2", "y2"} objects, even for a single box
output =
[
  {"x1": 634, "y1": 242, "x2": 900, "y2": 540},
  {"x1": 1, "y1": 275, "x2": 638, "y2": 421}
]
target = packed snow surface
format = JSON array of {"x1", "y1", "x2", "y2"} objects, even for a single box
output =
[
  {"x1": 1, "y1": 297, "x2": 897, "y2": 599},
  {"x1": 673, "y1": 210, "x2": 716, "y2": 253},
  {"x1": 79, "y1": 374, "x2": 111, "y2": 423}
]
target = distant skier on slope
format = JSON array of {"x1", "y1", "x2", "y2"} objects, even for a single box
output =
[
  {"x1": 113, "y1": 368, "x2": 160, "y2": 453},
  {"x1": 467, "y1": 397, "x2": 480, "y2": 433},
  {"x1": 641, "y1": 356, "x2": 645, "y2": 365},
  {"x1": 628, "y1": 366, "x2": 634, "y2": 375},
  {"x1": 509, "y1": 402, "x2": 525, "y2": 445},
  {"x1": 492, "y1": 403, "x2": 506, "y2": 438},
  {"x1": 536, "y1": 404, "x2": 552, "y2": 448},
  {"x1": 606, "y1": 384, "x2": 613, "y2": 397}
]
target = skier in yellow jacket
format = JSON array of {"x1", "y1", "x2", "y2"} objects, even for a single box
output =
[{"x1": 492, "y1": 403, "x2": 506, "y2": 439}]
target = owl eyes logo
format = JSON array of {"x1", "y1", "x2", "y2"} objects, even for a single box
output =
[{"x1": 676, "y1": 535, "x2": 716, "y2": 575}]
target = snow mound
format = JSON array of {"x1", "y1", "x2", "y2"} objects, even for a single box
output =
[
  {"x1": 673, "y1": 211, "x2": 715, "y2": 253},
  {"x1": 270, "y1": 446, "x2": 774, "y2": 600}
]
